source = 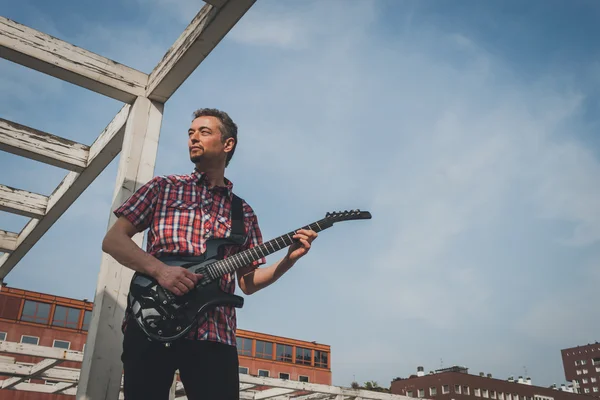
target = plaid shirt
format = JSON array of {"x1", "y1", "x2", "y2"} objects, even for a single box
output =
[{"x1": 113, "y1": 169, "x2": 265, "y2": 346}]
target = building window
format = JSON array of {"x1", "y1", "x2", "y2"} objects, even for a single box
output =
[
  {"x1": 584, "y1": 388, "x2": 590, "y2": 394},
  {"x1": 52, "y1": 306, "x2": 80, "y2": 329},
  {"x1": 499, "y1": 392, "x2": 504, "y2": 400},
  {"x1": 582, "y1": 360, "x2": 587, "y2": 365},
  {"x1": 20, "y1": 335, "x2": 39, "y2": 345},
  {"x1": 483, "y1": 389, "x2": 489, "y2": 398},
  {"x1": 583, "y1": 369, "x2": 589, "y2": 374},
  {"x1": 20, "y1": 300, "x2": 51, "y2": 324},
  {"x1": 82, "y1": 310, "x2": 92, "y2": 331},
  {"x1": 491, "y1": 391, "x2": 496, "y2": 399},
  {"x1": 255, "y1": 340, "x2": 273, "y2": 359},
  {"x1": 596, "y1": 367, "x2": 600, "y2": 373},
  {"x1": 239, "y1": 366, "x2": 248, "y2": 374},
  {"x1": 591, "y1": 377, "x2": 597, "y2": 383},
  {"x1": 593, "y1": 387, "x2": 598, "y2": 393},
  {"x1": 53, "y1": 340, "x2": 70, "y2": 349},
  {"x1": 236, "y1": 337, "x2": 252, "y2": 357},
  {"x1": 430, "y1": 387, "x2": 437, "y2": 396},
  {"x1": 0, "y1": 332, "x2": 6, "y2": 341},
  {"x1": 506, "y1": 393, "x2": 511, "y2": 400},
  {"x1": 464, "y1": 386, "x2": 470, "y2": 395},
  {"x1": 474, "y1": 388, "x2": 481, "y2": 397},
  {"x1": 258, "y1": 369, "x2": 269, "y2": 377},
  {"x1": 315, "y1": 350, "x2": 328, "y2": 368},
  {"x1": 279, "y1": 373, "x2": 290, "y2": 380},
  {"x1": 577, "y1": 370, "x2": 582, "y2": 375},
  {"x1": 276, "y1": 344, "x2": 292, "y2": 362},
  {"x1": 583, "y1": 378, "x2": 589, "y2": 384},
  {"x1": 576, "y1": 361, "x2": 580, "y2": 366},
  {"x1": 443, "y1": 385, "x2": 450, "y2": 394},
  {"x1": 418, "y1": 389, "x2": 424, "y2": 398},
  {"x1": 455, "y1": 385, "x2": 461, "y2": 394},
  {"x1": 299, "y1": 375, "x2": 309, "y2": 383},
  {"x1": 296, "y1": 347, "x2": 311, "y2": 365},
  {"x1": 592, "y1": 357, "x2": 600, "y2": 366}
]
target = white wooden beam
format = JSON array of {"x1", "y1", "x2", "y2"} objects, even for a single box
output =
[
  {"x1": 0, "y1": 118, "x2": 89, "y2": 172},
  {"x1": 0, "y1": 230, "x2": 18, "y2": 253},
  {"x1": 254, "y1": 388, "x2": 297, "y2": 399},
  {"x1": 146, "y1": 0, "x2": 256, "y2": 102},
  {"x1": 1, "y1": 358, "x2": 61, "y2": 388},
  {"x1": 77, "y1": 97, "x2": 163, "y2": 400},
  {"x1": 52, "y1": 381, "x2": 77, "y2": 394},
  {"x1": 239, "y1": 375, "x2": 407, "y2": 400},
  {"x1": 0, "y1": 104, "x2": 131, "y2": 280},
  {"x1": 0, "y1": 362, "x2": 80, "y2": 382},
  {"x1": 0, "y1": 16, "x2": 148, "y2": 103},
  {"x1": 0, "y1": 184, "x2": 48, "y2": 218},
  {"x1": 0, "y1": 341, "x2": 83, "y2": 362},
  {"x1": 204, "y1": 0, "x2": 227, "y2": 7}
]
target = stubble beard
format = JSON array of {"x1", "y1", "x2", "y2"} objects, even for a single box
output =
[{"x1": 190, "y1": 154, "x2": 203, "y2": 163}]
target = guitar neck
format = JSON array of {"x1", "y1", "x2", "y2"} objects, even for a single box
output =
[{"x1": 206, "y1": 218, "x2": 331, "y2": 280}]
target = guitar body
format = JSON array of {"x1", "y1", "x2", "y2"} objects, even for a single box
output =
[{"x1": 128, "y1": 238, "x2": 244, "y2": 342}]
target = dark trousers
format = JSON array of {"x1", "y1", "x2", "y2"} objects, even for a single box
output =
[{"x1": 122, "y1": 318, "x2": 240, "y2": 400}]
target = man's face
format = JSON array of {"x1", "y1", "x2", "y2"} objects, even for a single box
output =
[{"x1": 188, "y1": 116, "x2": 230, "y2": 165}]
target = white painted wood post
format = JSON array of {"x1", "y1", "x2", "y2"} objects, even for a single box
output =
[
  {"x1": 76, "y1": 97, "x2": 164, "y2": 400},
  {"x1": 169, "y1": 372, "x2": 178, "y2": 400}
]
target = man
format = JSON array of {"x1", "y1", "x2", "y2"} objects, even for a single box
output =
[{"x1": 101, "y1": 108, "x2": 318, "y2": 400}]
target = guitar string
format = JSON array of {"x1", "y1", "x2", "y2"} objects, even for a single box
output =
[{"x1": 207, "y1": 220, "x2": 328, "y2": 280}]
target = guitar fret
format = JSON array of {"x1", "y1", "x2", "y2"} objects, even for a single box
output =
[
  {"x1": 205, "y1": 215, "x2": 346, "y2": 281},
  {"x1": 258, "y1": 246, "x2": 268, "y2": 257}
]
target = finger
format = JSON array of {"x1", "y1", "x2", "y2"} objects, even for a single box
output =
[
  {"x1": 170, "y1": 286, "x2": 183, "y2": 296},
  {"x1": 180, "y1": 276, "x2": 196, "y2": 290},
  {"x1": 183, "y1": 269, "x2": 199, "y2": 284},
  {"x1": 293, "y1": 233, "x2": 309, "y2": 241},
  {"x1": 195, "y1": 273, "x2": 204, "y2": 280},
  {"x1": 175, "y1": 282, "x2": 189, "y2": 294},
  {"x1": 299, "y1": 239, "x2": 311, "y2": 249}
]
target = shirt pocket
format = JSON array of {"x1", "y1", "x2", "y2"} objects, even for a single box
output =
[
  {"x1": 214, "y1": 215, "x2": 232, "y2": 238},
  {"x1": 165, "y1": 198, "x2": 197, "y2": 210},
  {"x1": 163, "y1": 198, "x2": 200, "y2": 229}
]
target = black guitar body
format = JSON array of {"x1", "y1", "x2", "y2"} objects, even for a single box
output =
[{"x1": 128, "y1": 238, "x2": 244, "y2": 342}]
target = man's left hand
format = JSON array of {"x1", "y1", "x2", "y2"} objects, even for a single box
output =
[{"x1": 287, "y1": 229, "x2": 318, "y2": 262}]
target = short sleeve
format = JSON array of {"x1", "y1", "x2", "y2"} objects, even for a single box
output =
[
  {"x1": 241, "y1": 202, "x2": 266, "y2": 270},
  {"x1": 113, "y1": 176, "x2": 162, "y2": 231}
]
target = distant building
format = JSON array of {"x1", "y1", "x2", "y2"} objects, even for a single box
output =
[
  {"x1": 390, "y1": 366, "x2": 594, "y2": 400},
  {"x1": 0, "y1": 284, "x2": 331, "y2": 399},
  {"x1": 561, "y1": 342, "x2": 600, "y2": 397}
]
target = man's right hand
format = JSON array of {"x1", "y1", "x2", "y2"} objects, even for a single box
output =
[{"x1": 155, "y1": 265, "x2": 203, "y2": 296}]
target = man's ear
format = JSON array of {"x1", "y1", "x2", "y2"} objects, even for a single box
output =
[{"x1": 223, "y1": 137, "x2": 236, "y2": 152}]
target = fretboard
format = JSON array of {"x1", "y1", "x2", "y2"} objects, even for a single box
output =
[{"x1": 206, "y1": 218, "x2": 331, "y2": 280}]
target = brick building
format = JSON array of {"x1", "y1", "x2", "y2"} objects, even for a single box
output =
[
  {"x1": 0, "y1": 284, "x2": 331, "y2": 399},
  {"x1": 391, "y1": 366, "x2": 595, "y2": 400},
  {"x1": 561, "y1": 343, "x2": 600, "y2": 397}
]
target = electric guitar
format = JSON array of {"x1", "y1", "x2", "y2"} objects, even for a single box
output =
[{"x1": 128, "y1": 209, "x2": 372, "y2": 342}]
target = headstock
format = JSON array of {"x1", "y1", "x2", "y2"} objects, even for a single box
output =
[{"x1": 325, "y1": 209, "x2": 372, "y2": 223}]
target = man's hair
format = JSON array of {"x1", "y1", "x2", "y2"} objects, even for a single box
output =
[{"x1": 192, "y1": 108, "x2": 238, "y2": 167}]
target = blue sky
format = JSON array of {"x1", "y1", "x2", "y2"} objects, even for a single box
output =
[{"x1": 1, "y1": 0, "x2": 599, "y2": 390}]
